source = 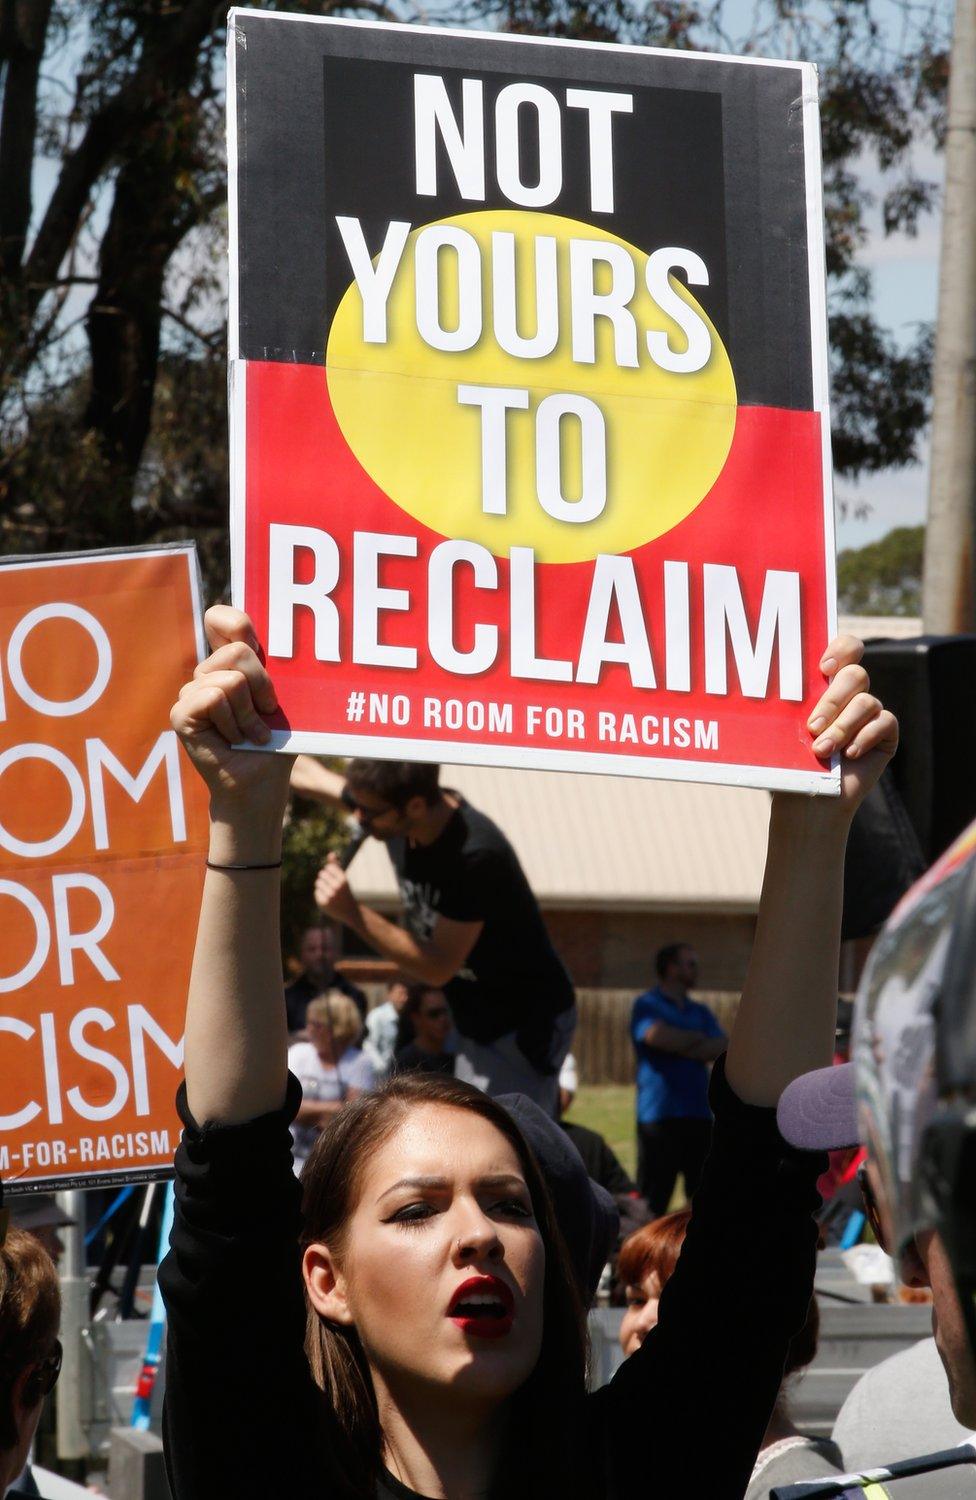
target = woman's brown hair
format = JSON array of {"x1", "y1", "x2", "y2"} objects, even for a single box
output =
[
  {"x1": 618, "y1": 1207, "x2": 693, "y2": 1292},
  {"x1": 298, "y1": 1072, "x2": 588, "y2": 1496},
  {"x1": 0, "y1": 1228, "x2": 60, "y2": 1449}
]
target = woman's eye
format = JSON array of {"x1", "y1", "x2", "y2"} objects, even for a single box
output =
[
  {"x1": 492, "y1": 1198, "x2": 532, "y2": 1219},
  {"x1": 388, "y1": 1202, "x2": 436, "y2": 1227}
]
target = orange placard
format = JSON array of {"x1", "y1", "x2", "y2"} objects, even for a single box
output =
[{"x1": 0, "y1": 545, "x2": 209, "y2": 1191}]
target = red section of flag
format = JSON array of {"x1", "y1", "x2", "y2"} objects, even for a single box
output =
[{"x1": 241, "y1": 359, "x2": 830, "y2": 774}]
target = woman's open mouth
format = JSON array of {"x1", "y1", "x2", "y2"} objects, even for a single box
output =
[{"x1": 447, "y1": 1275, "x2": 515, "y2": 1339}]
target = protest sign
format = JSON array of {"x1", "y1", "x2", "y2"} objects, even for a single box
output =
[
  {"x1": 229, "y1": 10, "x2": 837, "y2": 792},
  {"x1": 0, "y1": 545, "x2": 208, "y2": 1193}
]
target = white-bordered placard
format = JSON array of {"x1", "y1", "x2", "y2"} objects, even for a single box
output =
[{"x1": 228, "y1": 10, "x2": 838, "y2": 794}]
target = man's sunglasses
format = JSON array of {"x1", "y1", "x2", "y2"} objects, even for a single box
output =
[
  {"x1": 341, "y1": 787, "x2": 396, "y2": 822},
  {"x1": 422, "y1": 1006, "x2": 450, "y2": 1020},
  {"x1": 25, "y1": 1339, "x2": 62, "y2": 1402}
]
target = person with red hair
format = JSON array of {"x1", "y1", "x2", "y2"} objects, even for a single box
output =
[
  {"x1": 617, "y1": 1208, "x2": 693, "y2": 1357},
  {"x1": 617, "y1": 1211, "x2": 845, "y2": 1497}
]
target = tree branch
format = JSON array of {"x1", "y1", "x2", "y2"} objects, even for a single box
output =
[
  {"x1": 22, "y1": 0, "x2": 219, "y2": 322},
  {"x1": 162, "y1": 305, "x2": 222, "y2": 348},
  {"x1": 0, "y1": 0, "x2": 54, "y2": 279}
]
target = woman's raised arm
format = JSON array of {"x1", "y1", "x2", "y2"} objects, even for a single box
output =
[
  {"x1": 171, "y1": 605, "x2": 294, "y2": 1125},
  {"x1": 725, "y1": 633, "x2": 899, "y2": 1107}
]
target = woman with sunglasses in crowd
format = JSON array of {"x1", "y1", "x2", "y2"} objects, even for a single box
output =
[
  {"x1": 161, "y1": 606, "x2": 897, "y2": 1500},
  {"x1": 0, "y1": 1224, "x2": 61, "y2": 1499},
  {"x1": 393, "y1": 984, "x2": 457, "y2": 1077}
]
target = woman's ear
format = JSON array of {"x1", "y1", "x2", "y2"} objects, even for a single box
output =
[{"x1": 303, "y1": 1242, "x2": 354, "y2": 1325}]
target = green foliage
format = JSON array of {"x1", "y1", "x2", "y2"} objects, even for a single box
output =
[
  {"x1": 837, "y1": 524, "x2": 924, "y2": 616},
  {"x1": 280, "y1": 776, "x2": 352, "y2": 963},
  {"x1": 830, "y1": 316, "x2": 933, "y2": 477}
]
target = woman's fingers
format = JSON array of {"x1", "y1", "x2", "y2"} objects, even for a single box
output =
[
  {"x1": 847, "y1": 707, "x2": 899, "y2": 762},
  {"x1": 808, "y1": 635, "x2": 897, "y2": 767},
  {"x1": 176, "y1": 673, "x2": 270, "y2": 746},
  {"x1": 173, "y1": 680, "x2": 243, "y2": 747},
  {"x1": 204, "y1": 604, "x2": 259, "y2": 654},
  {"x1": 819, "y1": 634, "x2": 864, "y2": 677},
  {"x1": 194, "y1": 640, "x2": 278, "y2": 716},
  {"x1": 811, "y1": 691, "x2": 882, "y2": 758},
  {"x1": 192, "y1": 614, "x2": 279, "y2": 742},
  {"x1": 807, "y1": 663, "x2": 870, "y2": 735},
  {"x1": 201, "y1": 669, "x2": 272, "y2": 744}
]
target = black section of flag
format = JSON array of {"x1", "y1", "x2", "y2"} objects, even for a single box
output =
[
  {"x1": 318, "y1": 59, "x2": 727, "y2": 351},
  {"x1": 233, "y1": 13, "x2": 813, "y2": 411}
]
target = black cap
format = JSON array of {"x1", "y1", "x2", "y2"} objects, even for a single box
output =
[{"x1": 498, "y1": 1092, "x2": 618, "y2": 1303}]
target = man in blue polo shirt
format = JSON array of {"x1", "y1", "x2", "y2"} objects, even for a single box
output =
[{"x1": 631, "y1": 943, "x2": 727, "y2": 1215}]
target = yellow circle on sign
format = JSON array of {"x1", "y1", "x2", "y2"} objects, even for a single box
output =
[{"x1": 326, "y1": 210, "x2": 736, "y2": 564}]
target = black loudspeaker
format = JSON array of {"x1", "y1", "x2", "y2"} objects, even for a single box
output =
[
  {"x1": 841, "y1": 635, "x2": 976, "y2": 939},
  {"x1": 862, "y1": 636, "x2": 976, "y2": 863}
]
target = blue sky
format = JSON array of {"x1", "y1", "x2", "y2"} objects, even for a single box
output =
[{"x1": 834, "y1": 141, "x2": 942, "y2": 550}]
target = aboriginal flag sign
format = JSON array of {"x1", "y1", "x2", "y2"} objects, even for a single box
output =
[{"x1": 229, "y1": 9, "x2": 838, "y2": 793}]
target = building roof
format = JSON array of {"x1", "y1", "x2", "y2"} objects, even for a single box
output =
[
  {"x1": 842, "y1": 615, "x2": 922, "y2": 641},
  {"x1": 350, "y1": 765, "x2": 772, "y2": 912},
  {"x1": 346, "y1": 615, "x2": 920, "y2": 914}
]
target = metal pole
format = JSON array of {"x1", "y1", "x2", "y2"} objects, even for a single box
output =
[
  {"x1": 922, "y1": 0, "x2": 976, "y2": 633},
  {"x1": 55, "y1": 1189, "x2": 91, "y2": 1460}
]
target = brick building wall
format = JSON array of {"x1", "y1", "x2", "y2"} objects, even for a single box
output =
[{"x1": 544, "y1": 907, "x2": 757, "y2": 993}]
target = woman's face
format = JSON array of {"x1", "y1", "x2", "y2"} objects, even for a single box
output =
[
  {"x1": 619, "y1": 1268, "x2": 662, "y2": 1356},
  {"x1": 308, "y1": 1103, "x2": 546, "y2": 1408},
  {"x1": 307, "y1": 1016, "x2": 347, "y2": 1064}
]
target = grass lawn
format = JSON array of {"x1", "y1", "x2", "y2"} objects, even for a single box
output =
[
  {"x1": 565, "y1": 1084, "x2": 637, "y2": 1178},
  {"x1": 564, "y1": 1086, "x2": 691, "y2": 1212}
]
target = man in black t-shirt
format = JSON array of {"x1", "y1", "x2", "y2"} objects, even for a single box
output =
[{"x1": 291, "y1": 755, "x2": 576, "y2": 1114}]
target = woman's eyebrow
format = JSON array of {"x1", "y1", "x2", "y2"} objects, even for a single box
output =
[
  {"x1": 474, "y1": 1173, "x2": 529, "y2": 1191},
  {"x1": 376, "y1": 1171, "x2": 528, "y2": 1203},
  {"x1": 376, "y1": 1175, "x2": 448, "y2": 1203}
]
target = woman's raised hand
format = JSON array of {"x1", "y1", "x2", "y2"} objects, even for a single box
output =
[
  {"x1": 176, "y1": 608, "x2": 293, "y2": 1124},
  {"x1": 170, "y1": 605, "x2": 292, "y2": 822},
  {"x1": 802, "y1": 633, "x2": 899, "y2": 815}
]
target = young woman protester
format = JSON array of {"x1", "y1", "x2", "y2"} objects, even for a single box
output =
[{"x1": 162, "y1": 606, "x2": 897, "y2": 1500}]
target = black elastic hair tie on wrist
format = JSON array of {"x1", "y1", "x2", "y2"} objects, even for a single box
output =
[{"x1": 205, "y1": 860, "x2": 283, "y2": 872}]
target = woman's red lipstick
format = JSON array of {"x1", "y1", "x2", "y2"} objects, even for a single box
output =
[{"x1": 447, "y1": 1276, "x2": 515, "y2": 1339}]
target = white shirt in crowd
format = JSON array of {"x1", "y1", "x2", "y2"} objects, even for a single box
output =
[
  {"x1": 287, "y1": 1042, "x2": 376, "y2": 1173},
  {"x1": 363, "y1": 1001, "x2": 400, "y2": 1077}
]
